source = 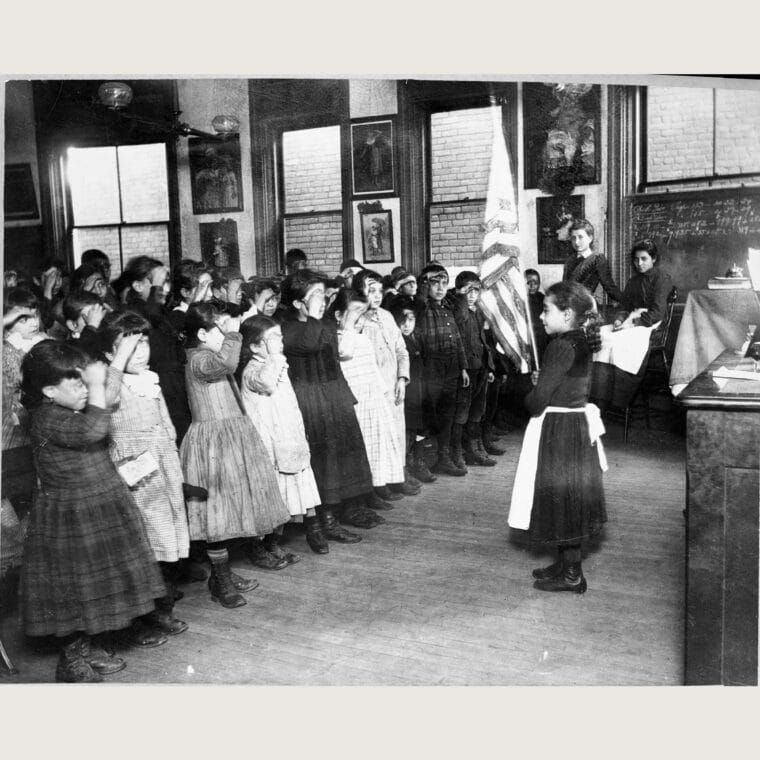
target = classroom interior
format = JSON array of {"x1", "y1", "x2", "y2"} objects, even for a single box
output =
[{"x1": 2, "y1": 76, "x2": 759, "y2": 685}]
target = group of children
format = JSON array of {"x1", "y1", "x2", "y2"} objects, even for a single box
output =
[{"x1": 2, "y1": 245, "x2": 608, "y2": 682}]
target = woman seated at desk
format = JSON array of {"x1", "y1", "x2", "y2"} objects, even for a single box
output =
[
  {"x1": 562, "y1": 219, "x2": 625, "y2": 308},
  {"x1": 613, "y1": 239, "x2": 673, "y2": 331}
]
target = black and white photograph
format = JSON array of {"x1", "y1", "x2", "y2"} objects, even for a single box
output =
[
  {"x1": 3, "y1": 71, "x2": 760, "y2": 712},
  {"x1": 351, "y1": 118, "x2": 394, "y2": 195}
]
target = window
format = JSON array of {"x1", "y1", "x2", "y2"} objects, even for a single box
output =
[
  {"x1": 428, "y1": 105, "x2": 502, "y2": 266},
  {"x1": 641, "y1": 86, "x2": 760, "y2": 189},
  {"x1": 65, "y1": 143, "x2": 171, "y2": 275},
  {"x1": 280, "y1": 125, "x2": 343, "y2": 273}
]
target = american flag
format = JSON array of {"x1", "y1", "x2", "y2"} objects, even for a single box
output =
[{"x1": 477, "y1": 102, "x2": 537, "y2": 373}]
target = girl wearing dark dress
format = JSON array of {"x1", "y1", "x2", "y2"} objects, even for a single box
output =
[
  {"x1": 19, "y1": 341, "x2": 167, "y2": 682},
  {"x1": 508, "y1": 281, "x2": 608, "y2": 594},
  {"x1": 562, "y1": 219, "x2": 624, "y2": 306},
  {"x1": 614, "y1": 239, "x2": 674, "y2": 331},
  {"x1": 280, "y1": 270, "x2": 377, "y2": 540}
]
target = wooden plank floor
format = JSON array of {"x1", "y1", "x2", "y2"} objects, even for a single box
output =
[{"x1": 1, "y1": 414, "x2": 686, "y2": 685}]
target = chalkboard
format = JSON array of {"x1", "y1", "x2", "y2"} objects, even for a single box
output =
[{"x1": 631, "y1": 188, "x2": 760, "y2": 247}]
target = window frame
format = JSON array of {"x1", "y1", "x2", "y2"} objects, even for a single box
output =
[
  {"x1": 637, "y1": 85, "x2": 760, "y2": 192},
  {"x1": 63, "y1": 142, "x2": 174, "y2": 274},
  {"x1": 278, "y1": 123, "x2": 344, "y2": 262}
]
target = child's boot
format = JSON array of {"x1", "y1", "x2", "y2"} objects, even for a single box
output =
[
  {"x1": 410, "y1": 442, "x2": 436, "y2": 483},
  {"x1": 433, "y1": 447, "x2": 467, "y2": 477},
  {"x1": 482, "y1": 423, "x2": 506, "y2": 456},
  {"x1": 304, "y1": 514, "x2": 329, "y2": 554},
  {"x1": 264, "y1": 531, "x2": 301, "y2": 565},
  {"x1": 246, "y1": 537, "x2": 289, "y2": 571},
  {"x1": 320, "y1": 505, "x2": 364, "y2": 541},
  {"x1": 533, "y1": 561, "x2": 587, "y2": 594},
  {"x1": 207, "y1": 548, "x2": 250, "y2": 608},
  {"x1": 56, "y1": 635, "x2": 103, "y2": 683},
  {"x1": 144, "y1": 595, "x2": 189, "y2": 636},
  {"x1": 449, "y1": 423, "x2": 468, "y2": 473}
]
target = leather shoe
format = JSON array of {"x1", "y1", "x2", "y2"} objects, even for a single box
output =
[
  {"x1": 374, "y1": 486, "x2": 403, "y2": 502},
  {"x1": 127, "y1": 620, "x2": 168, "y2": 648},
  {"x1": 367, "y1": 491, "x2": 394, "y2": 511}
]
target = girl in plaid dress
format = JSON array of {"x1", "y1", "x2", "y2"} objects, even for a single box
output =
[
  {"x1": 19, "y1": 341, "x2": 167, "y2": 682},
  {"x1": 180, "y1": 303, "x2": 291, "y2": 609},
  {"x1": 101, "y1": 311, "x2": 191, "y2": 636},
  {"x1": 328, "y1": 289, "x2": 404, "y2": 510}
]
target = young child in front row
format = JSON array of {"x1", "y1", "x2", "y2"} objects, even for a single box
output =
[
  {"x1": 390, "y1": 296, "x2": 436, "y2": 484},
  {"x1": 101, "y1": 311, "x2": 191, "y2": 636},
  {"x1": 508, "y1": 281, "x2": 608, "y2": 594},
  {"x1": 238, "y1": 315, "x2": 323, "y2": 557},
  {"x1": 180, "y1": 303, "x2": 291, "y2": 609},
  {"x1": 19, "y1": 341, "x2": 168, "y2": 682},
  {"x1": 415, "y1": 264, "x2": 470, "y2": 477}
]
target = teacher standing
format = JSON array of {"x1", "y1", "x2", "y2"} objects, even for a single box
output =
[{"x1": 562, "y1": 219, "x2": 624, "y2": 306}]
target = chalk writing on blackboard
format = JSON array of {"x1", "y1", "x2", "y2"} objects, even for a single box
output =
[{"x1": 632, "y1": 191, "x2": 760, "y2": 246}]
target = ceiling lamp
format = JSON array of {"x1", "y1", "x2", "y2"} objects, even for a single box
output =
[{"x1": 96, "y1": 81, "x2": 239, "y2": 141}]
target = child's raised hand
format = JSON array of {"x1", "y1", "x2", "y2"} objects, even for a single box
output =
[
  {"x1": 112, "y1": 333, "x2": 143, "y2": 370},
  {"x1": 80, "y1": 360, "x2": 108, "y2": 387},
  {"x1": 83, "y1": 303, "x2": 107, "y2": 329},
  {"x1": 461, "y1": 369, "x2": 470, "y2": 388},
  {"x1": 218, "y1": 314, "x2": 240, "y2": 333}
]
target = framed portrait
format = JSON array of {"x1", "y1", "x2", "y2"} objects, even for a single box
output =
[
  {"x1": 360, "y1": 208, "x2": 395, "y2": 264},
  {"x1": 189, "y1": 136, "x2": 243, "y2": 215},
  {"x1": 199, "y1": 218, "x2": 240, "y2": 270},
  {"x1": 537, "y1": 195, "x2": 585, "y2": 264},
  {"x1": 4, "y1": 163, "x2": 39, "y2": 221},
  {"x1": 351, "y1": 118, "x2": 394, "y2": 196},
  {"x1": 523, "y1": 83, "x2": 601, "y2": 190}
]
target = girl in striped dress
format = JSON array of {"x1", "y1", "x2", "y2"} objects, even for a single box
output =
[
  {"x1": 101, "y1": 311, "x2": 190, "y2": 636},
  {"x1": 180, "y1": 303, "x2": 291, "y2": 609},
  {"x1": 328, "y1": 289, "x2": 404, "y2": 511},
  {"x1": 19, "y1": 341, "x2": 167, "y2": 682}
]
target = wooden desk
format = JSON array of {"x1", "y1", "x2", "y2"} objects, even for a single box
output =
[{"x1": 677, "y1": 350, "x2": 760, "y2": 685}]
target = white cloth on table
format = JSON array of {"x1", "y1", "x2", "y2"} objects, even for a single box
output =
[
  {"x1": 593, "y1": 323, "x2": 658, "y2": 375},
  {"x1": 508, "y1": 404, "x2": 608, "y2": 530}
]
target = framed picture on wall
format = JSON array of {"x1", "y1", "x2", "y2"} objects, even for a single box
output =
[
  {"x1": 523, "y1": 83, "x2": 601, "y2": 191},
  {"x1": 536, "y1": 195, "x2": 585, "y2": 264},
  {"x1": 360, "y1": 208, "x2": 395, "y2": 264},
  {"x1": 189, "y1": 136, "x2": 243, "y2": 215},
  {"x1": 351, "y1": 118, "x2": 394, "y2": 196},
  {"x1": 4, "y1": 163, "x2": 39, "y2": 221},
  {"x1": 199, "y1": 218, "x2": 240, "y2": 270}
]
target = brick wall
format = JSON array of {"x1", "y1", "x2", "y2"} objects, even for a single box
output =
[
  {"x1": 430, "y1": 201, "x2": 486, "y2": 267},
  {"x1": 284, "y1": 214, "x2": 343, "y2": 275},
  {"x1": 647, "y1": 86, "x2": 760, "y2": 182},
  {"x1": 283, "y1": 126, "x2": 342, "y2": 213},
  {"x1": 431, "y1": 107, "x2": 492, "y2": 203},
  {"x1": 72, "y1": 225, "x2": 170, "y2": 276},
  {"x1": 715, "y1": 88, "x2": 760, "y2": 174}
]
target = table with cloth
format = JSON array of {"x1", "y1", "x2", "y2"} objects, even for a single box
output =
[
  {"x1": 589, "y1": 323, "x2": 655, "y2": 409},
  {"x1": 670, "y1": 289, "x2": 760, "y2": 393}
]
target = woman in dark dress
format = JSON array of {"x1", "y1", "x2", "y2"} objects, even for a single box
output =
[
  {"x1": 562, "y1": 219, "x2": 624, "y2": 306},
  {"x1": 614, "y1": 239, "x2": 673, "y2": 331},
  {"x1": 280, "y1": 270, "x2": 379, "y2": 540}
]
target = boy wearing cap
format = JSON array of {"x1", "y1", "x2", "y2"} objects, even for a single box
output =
[
  {"x1": 446, "y1": 271, "x2": 497, "y2": 469},
  {"x1": 382, "y1": 268, "x2": 417, "y2": 311},
  {"x1": 415, "y1": 264, "x2": 470, "y2": 477}
]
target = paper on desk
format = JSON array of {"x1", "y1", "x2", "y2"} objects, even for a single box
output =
[
  {"x1": 712, "y1": 366, "x2": 760, "y2": 382},
  {"x1": 748, "y1": 248, "x2": 760, "y2": 291}
]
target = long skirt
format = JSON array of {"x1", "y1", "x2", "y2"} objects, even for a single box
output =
[
  {"x1": 528, "y1": 412, "x2": 607, "y2": 547},
  {"x1": 181, "y1": 416, "x2": 290, "y2": 542},
  {"x1": 292, "y1": 380, "x2": 373, "y2": 505},
  {"x1": 21, "y1": 477, "x2": 166, "y2": 638}
]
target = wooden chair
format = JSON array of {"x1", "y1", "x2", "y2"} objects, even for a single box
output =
[{"x1": 601, "y1": 286, "x2": 678, "y2": 443}]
